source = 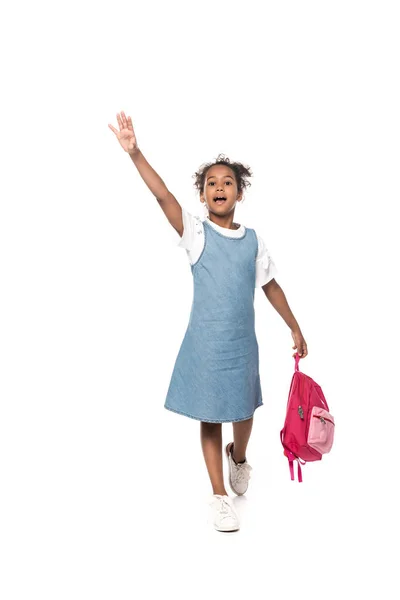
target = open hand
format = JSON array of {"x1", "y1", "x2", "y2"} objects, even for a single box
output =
[
  {"x1": 291, "y1": 329, "x2": 308, "y2": 358},
  {"x1": 108, "y1": 111, "x2": 139, "y2": 154}
]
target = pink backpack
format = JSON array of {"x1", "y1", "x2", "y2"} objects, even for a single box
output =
[{"x1": 280, "y1": 352, "x2": 335, "y2": 482}]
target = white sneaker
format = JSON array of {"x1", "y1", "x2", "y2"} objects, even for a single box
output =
[
  {"x1": 208, "y1": 494, "x2": 240, "y2": 532},
  {"x1": 225, "y1": 442, "x2": 253, "y2": 495}
]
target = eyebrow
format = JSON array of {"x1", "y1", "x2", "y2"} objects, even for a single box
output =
[{"x1": 207, "y1": 175, "x2": 234, "y2": 181}]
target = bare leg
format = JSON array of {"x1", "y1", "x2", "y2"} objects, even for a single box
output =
[
  {"x1": 200, "y1": 422, "x2": 229, "y2": 496},
  {"x1": 227, "y1": 416, "x2": 254, "y2": 464}
]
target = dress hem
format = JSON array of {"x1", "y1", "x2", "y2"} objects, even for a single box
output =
[{"x1": 164, "y1": 402, "x2": 263, "y2": 423}]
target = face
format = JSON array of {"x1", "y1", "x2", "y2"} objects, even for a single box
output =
[{"x1": 200, "y1": 165, "x2": 242, "y2": 216}]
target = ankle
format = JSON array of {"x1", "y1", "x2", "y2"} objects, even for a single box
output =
[
  {"x1": 230, "y1": 443, "x2": 246, "y2": 465},
  {"x1": 213, "y1": 489, "x2": 228, "y2": 497},
  {"x1": 233, "y1": 453, "x2": 246, "y2": 464}
]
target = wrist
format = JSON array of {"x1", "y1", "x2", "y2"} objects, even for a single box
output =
[{"x1": 128, "y1": 147, "x2": 141, "y2": 159}]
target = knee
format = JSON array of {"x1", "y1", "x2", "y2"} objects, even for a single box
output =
[{"x1": 200, "y1": 421, "x2": 221, "y2": 436}]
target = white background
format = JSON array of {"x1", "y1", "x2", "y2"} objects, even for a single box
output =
[{"x1": 1, "y1": 1, "x2": 399, "y2": 598}]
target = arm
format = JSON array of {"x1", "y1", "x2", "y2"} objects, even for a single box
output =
[
  {"x1": 108, "y1": 111, "x2": 184, "y2": 237},
  {"x1": 262, "y1": 279, "x2": 308, "y2": 358},
  {"x1": 129, "y1": 149, "x2": 184, "y2": 237}
]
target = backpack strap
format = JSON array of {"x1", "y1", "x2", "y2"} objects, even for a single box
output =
[
  {"x1": 280, "y1": 429, "x2": 306, "y2": 482},
  {"x1": 283, "y1": 449, "x2": 305, "y2": 482},
  {"x1": 281, "y1": 355, "x2": 308, "y2": 483}
]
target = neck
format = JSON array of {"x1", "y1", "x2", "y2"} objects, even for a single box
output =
[{"x1": 207, "y1": 213, "x2": 240, "y2": 231}]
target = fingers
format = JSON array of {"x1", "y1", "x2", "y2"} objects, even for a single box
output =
[
  {"x1": 108, "y1": 124, "x2": 118, "y2": 135},
  {"x1": 121, "y1": 110, "x2": 128, "y2": 129},
  {"x1": 292, "y1": 343, "x2": 308, "y2": 358},
  {"x1": 299, "y1": 344, "x2": 308, "y2": 358},
  {"x1": 114, "y1": 111, "x2": 132, "y2": 133}
]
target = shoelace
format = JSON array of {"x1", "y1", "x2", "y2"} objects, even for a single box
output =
[
  {"x1": 233, "y1": 462, "x2": 252, "y2": 484},
  {"x1": 210, "y1": 496, "x2": 235, "y2": 521}
]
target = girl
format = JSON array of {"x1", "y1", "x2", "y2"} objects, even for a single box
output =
[{"x1": 108, "y1": 111, "x2": 308, "y2": 533}]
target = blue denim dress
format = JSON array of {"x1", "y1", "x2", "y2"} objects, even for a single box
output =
[{"x1": 164, "y1": 218, "x2": 263, "y2": 423}]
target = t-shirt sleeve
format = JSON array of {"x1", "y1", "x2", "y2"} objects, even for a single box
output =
[
  {"x1": 255, "y1": 234, "x2": 278, "y2": 287},
  {"x1": 177, "y1": 207, "x2": 201, "y2": 252}
]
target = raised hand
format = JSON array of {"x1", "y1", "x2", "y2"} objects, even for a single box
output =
[{"x1": 108, "y1": 111, "x2": 139, "y2": 154}]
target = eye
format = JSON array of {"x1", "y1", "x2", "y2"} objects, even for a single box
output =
[{"x1": 208, "y1": 180, "x2": 232, "y2": 186}]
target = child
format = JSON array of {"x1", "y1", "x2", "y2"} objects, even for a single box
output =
[{"x1": 109, "y1": 111, "x2": 308, "y2": 532}]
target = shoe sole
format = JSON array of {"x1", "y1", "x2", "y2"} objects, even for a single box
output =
[
  {"x1": 225, "y1": 442, "x2": 248, "y2": 496},
  {"x1": 214, "y1": 524, "x2": 240, "y2": 532}
]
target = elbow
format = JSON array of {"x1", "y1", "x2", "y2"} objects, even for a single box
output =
[{"x1": 155, "y1": 190, "x2": 172, "y2": 204}]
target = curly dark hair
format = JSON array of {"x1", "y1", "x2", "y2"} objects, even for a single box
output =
[{"x1": 192, "y1": 153, "x2": 253, "y2": 202}]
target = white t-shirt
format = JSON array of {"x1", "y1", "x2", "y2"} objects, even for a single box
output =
[{"x1": 177, "y1": 208, "x2": 278, "y2": 288}]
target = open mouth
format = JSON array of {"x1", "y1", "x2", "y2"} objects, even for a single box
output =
[{"x1": 214, "y1": 197, "x2": 227, "y2": 204}]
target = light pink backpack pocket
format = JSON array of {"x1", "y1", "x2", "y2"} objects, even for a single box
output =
[{"x1": 307, "y1": 406, "x2": 335, "y2": 454}]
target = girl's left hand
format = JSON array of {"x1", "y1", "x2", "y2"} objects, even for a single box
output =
[{"x1": 291, "y1": 329, "x2": 308, "y2": 358}]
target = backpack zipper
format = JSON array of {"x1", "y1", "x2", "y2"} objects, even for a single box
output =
[{"x1": 313, "y1": 415, "x2": 335, "y2": 426}]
